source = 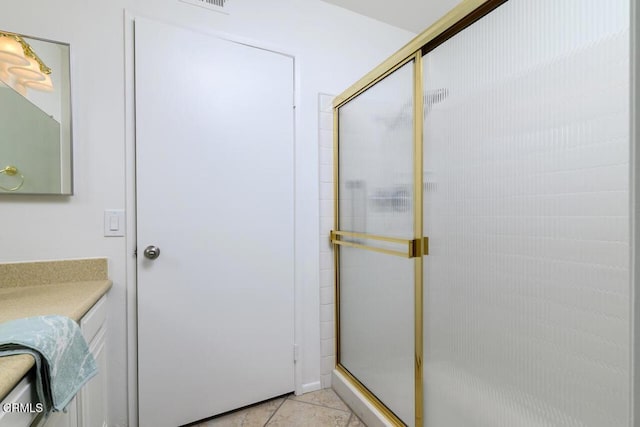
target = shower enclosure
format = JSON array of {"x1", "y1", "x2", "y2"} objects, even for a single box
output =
[{"x1": 331, "y1": 0, "x2": 630, "y2": 426}]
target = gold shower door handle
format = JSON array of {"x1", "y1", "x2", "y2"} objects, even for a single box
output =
[{"x1": 330, "y1": 230, "x2": 428, "y2": 258}]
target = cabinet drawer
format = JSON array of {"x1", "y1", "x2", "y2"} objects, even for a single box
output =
[
  {"x1": 0, "y1": 371, "x2": 42, "y2": 426},
  {"x1": 80, "y1": 296, "x2": 107, "y2": 343}
]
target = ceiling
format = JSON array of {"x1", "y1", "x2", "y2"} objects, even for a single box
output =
[{"x1": 320, "y1": 0, "x2": 462, "y2": 33}]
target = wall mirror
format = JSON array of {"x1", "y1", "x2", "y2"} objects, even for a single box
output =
[{"x1": 0, "y1": 31, "x2": 72, "y2": 195}]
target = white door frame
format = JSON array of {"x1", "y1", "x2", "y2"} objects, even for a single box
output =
[{"x1": 123, "y1": 11, "x2": 303, "y2": 427}]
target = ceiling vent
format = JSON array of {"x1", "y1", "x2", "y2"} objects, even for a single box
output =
[{"x1": 179, "y1": 0, "x2": 230, "y2": 14}]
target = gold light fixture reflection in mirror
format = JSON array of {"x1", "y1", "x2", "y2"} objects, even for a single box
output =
[
  {"x1": 8, "y1": 57, "x2": 46, "y2": 81},
  {"x1": 0, "y1": 32, "x2": 53, "y2": 94},
  {"x1": 23, "y1": 73, "x2": 53, "y2": 92},
  {"x1": 0, "y1": 35, "x2": 28, "y2": 66},
  {"x1": 0, "y1": 66, "x2": 10, "y2": 82}
]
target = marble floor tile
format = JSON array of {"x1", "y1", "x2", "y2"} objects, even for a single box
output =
[
  {"x1": 266, "y1": 399, "x2": 351, "y2": 427},
  {"x1": 189, "y1": 389, "x2": 369, "y2": 427},
  {"x1": 197, "y1": 397, "x2": 285, "y2": 427},
  {"x1": 289, "y1": 389, "x2": 350, "y2": 412},
  {"x1": 347, "y1": 414, "x2": 366, "y2": 426}
]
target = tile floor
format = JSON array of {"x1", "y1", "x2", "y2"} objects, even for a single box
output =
[{"x1": 191, "y1": 389, "x2": 366, "y2": 427}]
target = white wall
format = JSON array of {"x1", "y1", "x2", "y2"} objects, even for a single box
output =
[{"x1": 0, "y1": 1, "x2": 414, "y2": 425}]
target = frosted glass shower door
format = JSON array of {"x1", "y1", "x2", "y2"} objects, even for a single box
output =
[
  {"x1": 336, "y1": 60, "x2": 416, "y2": 426},
  {"x1": 422, "y1": 1, "x2": 630, "y2": 426}
]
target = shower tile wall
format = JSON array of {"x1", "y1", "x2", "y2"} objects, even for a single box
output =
[{"x1": 319, "y1": 93, "x2": 336, "y2": 388}]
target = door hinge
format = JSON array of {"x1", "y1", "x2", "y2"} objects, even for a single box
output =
[
  {"x1": 134, "y1": 248, "x2": 137, "y2": 257},
  {"x1": 293, "y1": 344, "x2": 299, "y2": 363}
]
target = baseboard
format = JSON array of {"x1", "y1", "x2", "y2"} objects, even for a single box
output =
[
  {"x1": 332, "y1": 369, "x2": 394, "y2": 427},
  {"x1": 300, "y1": 381, "x2": 322, "y2": 395}
]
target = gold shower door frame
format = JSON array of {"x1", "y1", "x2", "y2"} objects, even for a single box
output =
[{"x1": 331, "y1": 1, "x2": 508, "y2": 426}]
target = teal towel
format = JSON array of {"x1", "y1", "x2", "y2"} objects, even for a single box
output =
[{"x1": 0, "y1": 315, "x2": 97, "y2": 413}]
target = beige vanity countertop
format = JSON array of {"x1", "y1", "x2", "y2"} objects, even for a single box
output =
[{"x1": 0, "y1": 280, "x2": 112, "y2": 400}]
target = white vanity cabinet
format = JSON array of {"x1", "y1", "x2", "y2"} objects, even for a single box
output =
[
  {"x1": 77, "y1": 296, "x2": 108, "y2": 427},
  {"x1": 0, "y1": 294, "x2": 108, "y2": 427},
  {"x1": 42, "y1": 398, "x2": 77, "y2": 427},
  {"x1": 46, "y1": 294, "x2": 108, "y2": 427},
  {"x1": 0, "y1": 373, "x2": 41, "y2": 426}
]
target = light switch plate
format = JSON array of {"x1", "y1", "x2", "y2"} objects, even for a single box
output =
[{"x1": 104, "y1": 209, "x2": 125, "y2": 237}]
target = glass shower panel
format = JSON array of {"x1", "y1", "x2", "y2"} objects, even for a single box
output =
[
  {"x1": 337, "y1": 60, "x2": 415, "y2": 425},
  {"x1": 338, "y1": 61, "x2": 414, "y2": 241},
  {"x1": 340, "y1": 247, "x2": 415, "y2": 425},
  {"x1": 423, "y1": 1, "x2": 629, "y2": 426}
]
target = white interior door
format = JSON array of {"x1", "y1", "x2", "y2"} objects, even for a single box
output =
[{"x1": 135, "y1": 17, "x2": 295, "y2": 427}]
